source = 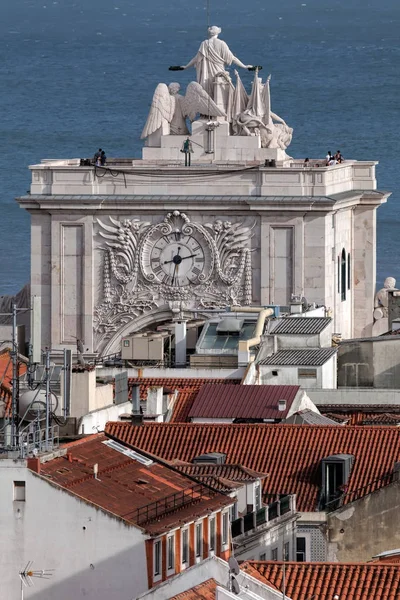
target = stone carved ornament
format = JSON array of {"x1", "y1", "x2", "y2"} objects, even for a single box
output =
[
  {"x1": 141, "y1": 25, "x2": 293, "y2": 150},
  {"x1": 141, "y1": 82, "x2": 226, "y2": 139},
  {"x1": 94, "y1": 211, "x2": 254, "y2": 350},
  {"x1": 374, "y1": 277, "x2": 397, "y2": 321}
]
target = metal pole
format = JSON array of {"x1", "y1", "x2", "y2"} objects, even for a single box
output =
[
  {"x1": 11, "y1": 303, "x2": 18, "y2": 450},
  {"x1": 63, "y1": 348, "x2": 67, "y2": 418},
  {"x1": 282, "y1": 559, "x2": 286, "y2": 600},
  {"x1": 45, "y1": 350, "x2": 50, "y2": 450}
]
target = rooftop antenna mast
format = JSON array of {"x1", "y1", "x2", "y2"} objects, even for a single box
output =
[{"x1": 19, "y1": 562, "x2": 54, "y2": 600}]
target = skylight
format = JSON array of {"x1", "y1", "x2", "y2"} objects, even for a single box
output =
[{"x1": 103, "y1": 439, "x2": 153, "y2": 466}]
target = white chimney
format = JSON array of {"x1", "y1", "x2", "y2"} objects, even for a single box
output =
[
  {"x1": 147, "y1": 386, "x2": 164, "y2": 417},
  {"x1": 93, "y1": 463, "x2": 99, "y2": 479},
  {"x1": 278, "y1": 399, "x2": 287, "y2": 412}
]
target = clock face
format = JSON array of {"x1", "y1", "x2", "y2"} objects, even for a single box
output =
[{"x1": 141, "y1": 227, "x2": 213, "y2": 287}]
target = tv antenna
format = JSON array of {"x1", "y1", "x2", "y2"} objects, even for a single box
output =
[{"x1": 19, "y1": 561, "x2": 54, "y2": 599}]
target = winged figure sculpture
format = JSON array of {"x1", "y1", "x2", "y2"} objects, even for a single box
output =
[{"x1": 141, "y1": 81, "x2": 226, "y2": 139}]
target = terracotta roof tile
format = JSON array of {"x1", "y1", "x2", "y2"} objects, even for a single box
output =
[
  {"x1": 170, "y1": 578, "x2": 218, "y2": 599},
  {"x1": 129, "y1": 377, "x2": 241, "y2": 422},
  {"x1": 322, "y1": 410, "x2": 400, "y2": 426},
  {"x1": 37, "y1": 434, "x2": 232, "y2": 536},
  {"x1": 188, "y1": 384, "x2": 299, "y2": 420},
  {"x1": 173, "y1": 463, "x2": 267, "y2": 492},
  {"x1": 105, "y1": 422, "x2": 400, "y2": 512},
  {"x1": 241, "y1": 561, "x2": 400, "y2": 600}
]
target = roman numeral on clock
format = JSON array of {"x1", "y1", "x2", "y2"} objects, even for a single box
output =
[
  {"x1": 192, "y1": 266, "x2": 202, "y2": 276},
  {"x1": 162, "y1": 274, "x2": 173, "y2": 285},
  {"x1": 154, "y1": 265, "x2": 163, "y2": 275}
]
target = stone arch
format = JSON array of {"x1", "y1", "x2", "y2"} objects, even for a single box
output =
[{"x1": 101, "y1": 307, "x2": 194, "y2": 356}]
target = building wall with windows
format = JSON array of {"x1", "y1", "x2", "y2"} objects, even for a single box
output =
[
  {"x1": 145, "y1": 509, "x2": 231, "y2": 589},
  {"x1": 0, "y1": 460, "x2": 147, "y2": 600},
  {"x1": 259, "y1": 355, "x2": 337, "y2": 389}
]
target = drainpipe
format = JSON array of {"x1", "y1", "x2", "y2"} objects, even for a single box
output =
[{"x1": 230, "y1": 306, "x2": 274, "y2": 366}]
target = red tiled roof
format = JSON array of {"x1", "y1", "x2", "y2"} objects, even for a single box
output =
[
  {"x1": 170, "y1": 578, "x2": 217, "y2": 599},
  {"x1": 241, "y1": 561, "x2": 400, "y2": 600},
  {"x1": 37, "y1": 434, "x2": 232, "y2": 536},
  {"x1": 173, "y1": 463, "x2": 267, "y2": 492},
  {"x1": 129, "y1": 377, "x2": 241, "y2": 422},
  {"x1": 188, "y1": 384, "x2": 299, "y2": 420},
  {"x1": 105, "y1": 422, "x2": 400, "y2": 512},
  {"x1": 323, "y1": 410, "x2": 400, "y2": 426}
]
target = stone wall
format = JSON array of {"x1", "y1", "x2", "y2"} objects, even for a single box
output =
[{"x1": 327, "y1": 480, "x2": 400, "y2": 562}]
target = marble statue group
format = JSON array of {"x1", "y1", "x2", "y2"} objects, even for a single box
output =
[{"x1": 141, "y1": 25, "x2": 293, "y2": 151}]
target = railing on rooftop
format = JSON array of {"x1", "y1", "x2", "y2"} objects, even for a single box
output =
[
  {"x1": 324, "y1": 471, "x2": 395, "y2": 512},
  {"x1": 231, "y1": 494, "x2": 294, "y2": 539},
  {"x1": 135, "y1": 483, "x2": 215, "y2": 525}
]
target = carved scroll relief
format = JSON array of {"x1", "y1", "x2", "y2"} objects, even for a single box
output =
[{"x1": 94, "y1": 211, "x2": 255, "y2": 351}]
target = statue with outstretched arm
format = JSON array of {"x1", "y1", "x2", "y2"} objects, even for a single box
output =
[{"x1": 179, "y1": 26, "x2": 252, "y2": 97}]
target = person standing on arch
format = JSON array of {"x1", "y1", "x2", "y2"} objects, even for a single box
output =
[{"x1": 181, "y1": 26, "x2": 252, "y2": 98}]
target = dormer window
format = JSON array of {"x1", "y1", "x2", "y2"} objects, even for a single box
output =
[{"x1": 321, "y1": 454, "x2": 354, "y2": 509}]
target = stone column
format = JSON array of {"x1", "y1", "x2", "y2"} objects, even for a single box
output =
[{"x1": 353, "y1": 204, "x2": 376, "y2": 337}]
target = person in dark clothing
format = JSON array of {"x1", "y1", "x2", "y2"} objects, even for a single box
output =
[
  {"x1": 93, "y1": 148, "x2": 102, "y2": 165},
  {"x1": 100, "y1": 150, "x2": 106, "y2": 166}
]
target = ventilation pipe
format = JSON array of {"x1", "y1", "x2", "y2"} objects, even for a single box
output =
[{"x1": 230, "y1": 306, "x2": 274, "y2": 366}]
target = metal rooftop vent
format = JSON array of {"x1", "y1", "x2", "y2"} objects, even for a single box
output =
[
  {"x1": 216, "y1": 318, "x2": 244, "y2": 335},
  {"x1": 278, "y1": 399, "x2": 287, "y2": 411},
  {"x1": 192, "y1": 452, "x2": 227, "y2": 465}
]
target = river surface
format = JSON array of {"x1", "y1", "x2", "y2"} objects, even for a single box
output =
[{"x1": 0, "y1": 0, "x2": 399, "y2": 294}]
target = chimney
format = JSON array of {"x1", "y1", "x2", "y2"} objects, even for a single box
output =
[
  {"x1": 278, "y1": 399, "x2": 287, "y2": 412},
  {"x1": 131, "y1": 384, "x2": 143, "y2": 426},
  {"x1": 27, "y1": 457, "x2": 41, "y2": 474},
  {"x1": 93, "y1": 463, "x2": 99, "y2": 479},
  {"x1": 147, "y1": 386, "x2": 164, "y2": 418}
]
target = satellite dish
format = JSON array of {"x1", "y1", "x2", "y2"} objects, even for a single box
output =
[
  {"x1": 231, "y1": 577, "x2": 240, "y2": 595},
  {"x1": 228, "y1": 557, "x2": 240, "y2": 575}
]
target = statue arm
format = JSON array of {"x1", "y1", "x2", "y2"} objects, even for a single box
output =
[
  {"x1": 181, "y1": 55, "x2": 197, "y2": 69},
  {"x1": 232, "y1": 55, "x2": 252, "y2": 69},
  {"x1": 270, "y1": 111, "x2": 286, "y2": 126}
]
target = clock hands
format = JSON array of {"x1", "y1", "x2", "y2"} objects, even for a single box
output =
[{"x1": 164, "y1": 253, "x2": 198, "y2": 265}]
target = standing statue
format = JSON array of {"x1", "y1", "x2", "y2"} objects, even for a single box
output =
[
  {"x1": 374, "y1": 277, "x2": 397, "y2": 320},
  {"x1": 180, "y1": 26, "x2": 252, "y2": 97},
  {"x1": 141, "y1": 81, "x2": 226, "y2": 142}
]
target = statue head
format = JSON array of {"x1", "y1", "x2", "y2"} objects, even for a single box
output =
[
  {"x1": 208, "y1": 25, "x2": 221, "y2": 38},
  {"x1": 384, "y1": 277, "x2": 396, "y2": 289},
  {"x1": 168, "y1": 82, "x2": 180, "y2": 95}
]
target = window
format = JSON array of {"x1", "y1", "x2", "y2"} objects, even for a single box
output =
[
  {"x1": 167, "y1": 535, "x2": 175, "y2": 571},
  {"x1": 13, "y1": 481, "x2": 25, "y2": 502},
  {"x1": 123, "y1": 339, "x2": 130, "y2": 347},
  {"x1": 271, "y1": 548, "x2": 278, "y2": 561},
  {"x1": 230, "y1": 503, "x2": 238, "y2": 522},
  {"x1": 196, "y1": 522, "x2": 203, "y2": 558},
  {"x1": 260, "y1": 553, "x2": 266, "y2": 561},
  {"x1": 255, "y1": 484, "x2": 262, "y2": 511},
  {"x1": 222, "y1": 512, "x2": 229, "y2": 546},
  {"x1": 341, "y1": 248, "x2": 346, "y2": 301},
  {"x1": 154, "y1": 540, "x2": 161, "y2": 576},
  {"x1": 283, "y1": 541, "x2": 290, "y2": 561},
  {"x1": 298, "y1": 368, "x2": 317, "y2": 379},
  {"x1": 347, "y1": 253, "x2": 351, "y2": 290},
  {"x1": 209, "y1": 517, "x2": 216, "y2": 552},
  {"x1": 182, "y1": 529, "x2": 189, "y2": 564},
  {"x1": 296, "y1": 537, "x2": 306, "y2": 562}
]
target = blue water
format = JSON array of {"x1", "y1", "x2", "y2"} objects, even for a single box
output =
[{"x1": 0, "y1": 0, "x2": 399, "y2": 294}]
